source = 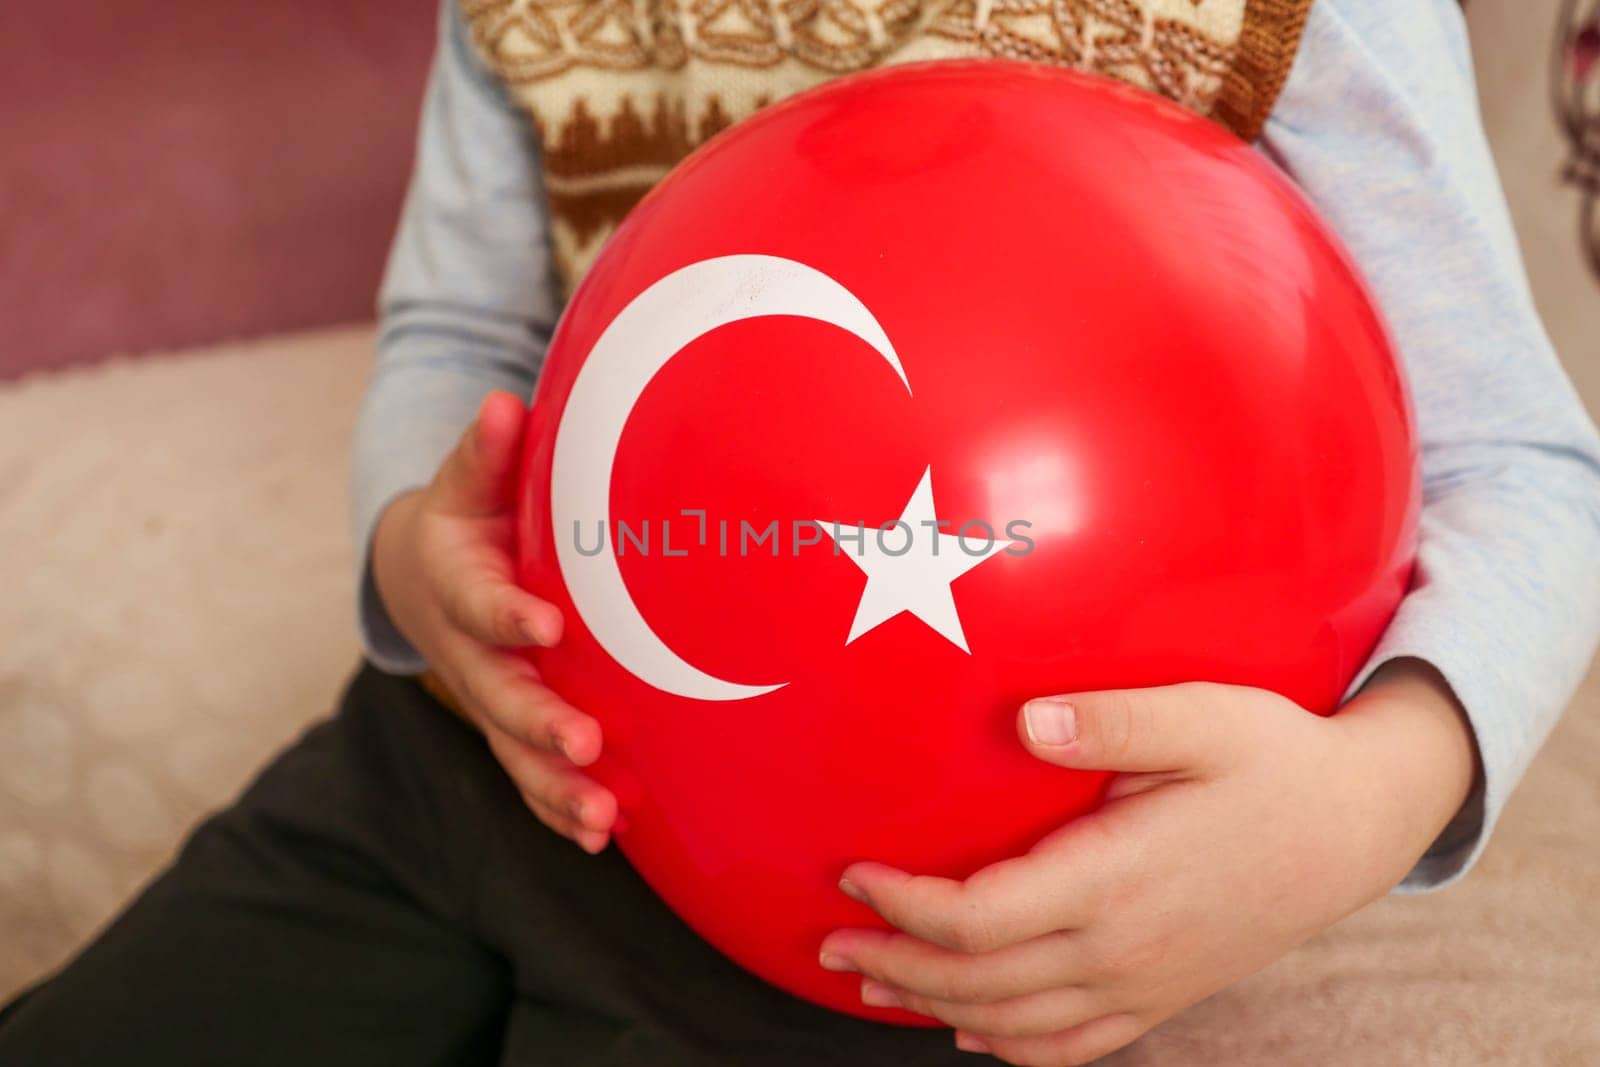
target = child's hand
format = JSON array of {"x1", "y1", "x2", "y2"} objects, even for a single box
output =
[
  {"x1": 371, "y1": 391, "x2": 618, "y2": 853},
  {"x1": 819, "y1": 662, "x2": 1477, "y2": 1065}
]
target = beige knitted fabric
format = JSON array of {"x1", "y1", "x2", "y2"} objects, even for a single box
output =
[{"x1": 459, "y1": 0, "x2": 1313, "y2": 292}]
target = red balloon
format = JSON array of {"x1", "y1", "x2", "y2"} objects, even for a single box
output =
[{"x1": 515, "y1": 61, "x2": 1418, "y2": 1023}]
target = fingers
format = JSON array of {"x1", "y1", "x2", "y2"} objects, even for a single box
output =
[
  {"x1": 971, "y1": 1012, "x2": 1147, "y2": 1066},
  {"x1": 819, "y1": 929, "x2": 1144, "y2": 1056},
  {"x1": 1018, "y1": 683, "x2": 1241, "y2": 775},
  {"x1": 487, "y1": 729, "x2": 618, "y2": 852},
  {"x1": 837, "y1": 852, "x2": 1094, "y2": 955},
  {"x1": 413, "y1": 392, "x2": 561, "y2": 649},
  {"x1": 443, "y1": 643, "x2": 617, "y2": 849},
  {"x1": 393, "y1": 392, "x2": 617, "y2": 855},
  {"x1": 819, "y1": 928, "x2": 1085, "y2": 1005},
  {"x1": 863, "y1": 979, "x2": 1100, "y2": 1040},
  {"x1": 463, "y1": 648, "x2": 616, "y2": 847},
  {"x1": 447, "y1": 642, "x2": 600, "y2": 764},
  {"x1": 526, "y1": 796, "x2": 610, "y2": 855},
  {"x1": 430, "y1": 391, "x2": 529, "y2": 518},
  {"x1": 438, "y1": 565, "x2": 563, "y2": 649}
]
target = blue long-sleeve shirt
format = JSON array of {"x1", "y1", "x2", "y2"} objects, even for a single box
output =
[{"x1": 352, "y1": 0, "x2": 1600, "y2": 890}]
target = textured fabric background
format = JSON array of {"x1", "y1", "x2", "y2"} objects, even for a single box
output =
[
  {"x1": 0, "y1": 0, "x2": 1596, "y2": 1060},
  {"x1": 0, "y1": 329, "x2": 367, "y2": 989}
]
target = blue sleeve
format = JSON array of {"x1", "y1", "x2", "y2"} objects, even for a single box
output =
[
  {"x1": 1258, "y1": 0, "x2": 1600, "y2": 888},
  {"x1": 349, "y1": 0, "x2": 561, "y2": 673}
]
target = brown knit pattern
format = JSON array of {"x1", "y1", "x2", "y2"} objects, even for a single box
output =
[
  {"x1": 925, "y1": 0, "x2": 1236, "y2": 113},
  {"x1": 1212, "y1": 0, "x2": 1316, "y2": 142},
  {"x1": 537, "y1": 92, "x2": 753, "y2": 248},
  {"x1": 460, "y1": 0, "x2": 1311, "y2": 291}
]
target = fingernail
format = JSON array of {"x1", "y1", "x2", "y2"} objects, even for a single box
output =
[
  {"x1": 1024, "y1": 698, "x2": 1078, "y2": 746},
  {"x1": 860, "y1": 979, "x2": 901, "y2": 1008},
  {"x1": 818, "y1": 952, "x2": 856, "y2": 973},
  {"x1": 567, "y1": 797, "x2": 585, "y2": 823},
  {"x1": 518, "y1": 617, "x2": 543, "y2": 645},
  {"x1": 955, "y1": 1032, "x2": 991, "y2": 1054},
  {"x1": 577, "y1": 831, "x2": 607, "y2": 854},
  {"x1": 552, "y1": 733, "x2": 572, "y2": 761},
  {"x1": 838, "y1": 877, "x2": 867, "y2": 904}
]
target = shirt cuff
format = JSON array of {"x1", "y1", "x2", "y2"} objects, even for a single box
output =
[
  {"x1": 1342, "y1": 647, "x2": 1487, "y2": 892},
  {"x1": 1339, "y1": 485, "x2": 1600, "y2": 892},
  {"x1": 348, "y1": 353, "x2": 525, "y2": 674}
]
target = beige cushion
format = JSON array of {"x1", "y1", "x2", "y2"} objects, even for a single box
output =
[{"x1": 0, "y1": 326, "x2": 366, "y2": 993}]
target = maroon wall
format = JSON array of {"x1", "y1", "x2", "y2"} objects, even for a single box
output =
[{"x1": 0, "y1": 0, "x2": 437, "y2": 379}]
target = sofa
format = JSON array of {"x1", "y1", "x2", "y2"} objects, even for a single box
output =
[{"x1": 1, "y1": 0, "x2": 1596, "y2": 1062}]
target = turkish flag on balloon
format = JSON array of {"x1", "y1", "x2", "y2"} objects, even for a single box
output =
[{"x1": 514, "y1": 61, "x2": 1418, "y2": 1022}]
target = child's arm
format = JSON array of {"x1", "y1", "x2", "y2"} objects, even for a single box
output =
[
  {"x1": 819, "y1": 1, "x2": 1600, "y2": 1062},
  {"x1": 1260, "y1": 0, "x2": 1600, "y2": 890},
  {"x1": 351, "y1": 0, "x2": 616, "y2": 851}
]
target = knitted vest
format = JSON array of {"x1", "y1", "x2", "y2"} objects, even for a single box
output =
[{"x1": 460, "y1": 0, "x2": 1314, "y2": 294}]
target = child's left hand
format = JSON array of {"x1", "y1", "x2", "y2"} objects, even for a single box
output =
[{"x1": 818, "y1": 661, "x2": 1477, "y2": 1065}]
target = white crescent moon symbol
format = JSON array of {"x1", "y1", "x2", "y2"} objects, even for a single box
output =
[{"x1": 551, "y1": 254, "x2": 911, "y2": 702}]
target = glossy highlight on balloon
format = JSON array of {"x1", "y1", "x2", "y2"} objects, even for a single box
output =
[{"x1": 514, "y1": 61, "x2": 1419, "y2": 1023}]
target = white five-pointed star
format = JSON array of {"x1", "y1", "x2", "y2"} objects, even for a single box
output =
[{"x1": 817, "y1": 467, "x2": 1011, "y2": 653}]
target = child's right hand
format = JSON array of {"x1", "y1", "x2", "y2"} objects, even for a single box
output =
[{"x1": 371, "y1": 391, "x2": 618, "y2": 853}]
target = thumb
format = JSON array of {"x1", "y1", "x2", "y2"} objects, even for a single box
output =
[
  {"x1": 431, "y1": 391, "x2": 529, "y2": 517},
  {"x1": 1018, "y1": 683, "x2": 1233, "y2": 774}
]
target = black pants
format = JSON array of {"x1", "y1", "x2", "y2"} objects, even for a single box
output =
[{"x1": 0, "y1": 666, "x2": 974, "y2": 1066}]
